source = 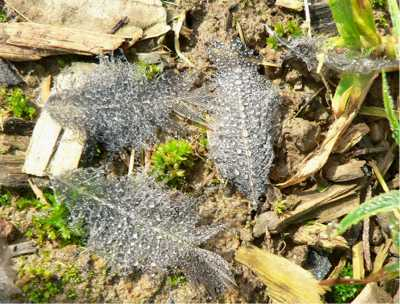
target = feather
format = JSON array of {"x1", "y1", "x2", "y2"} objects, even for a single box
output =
[
  {"x1": 45, "y1": 59, "x2": 188, "y2": 152},
  {"x1": 207, "y1": 40, "x2": 280, "y2": 208},
  {"x1": 51, "y1": 168, "x2": 235, "y2": 295}
]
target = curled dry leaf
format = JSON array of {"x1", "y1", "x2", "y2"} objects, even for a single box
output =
[
  {"x1": 333, "y1": 123, "x2": 370, "y2": 153},
  {"x1": 235, "y1": 245, "x2": 325, "y2": 304},
  {"x1": 278, "y1": 72, "x2": 378, "y2": 188}
]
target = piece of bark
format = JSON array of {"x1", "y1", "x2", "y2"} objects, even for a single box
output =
[
  {"x1": 8, "y1": 241, "x2": 36, "y2": 257},
  {"x1": 0, "y1": 59, "x2": 22, "y2": 85},
  {"x1": 5, "y1": 0, "x2": 169, "y2": 39},
  {"x1": 293, "y1": 223, "x2": 349, "y2": 250},
  {"x1": 1, "y1": 22, "x2": 140, "y2": 57},
  {"x1": 324, "y1": 159, "x2": 366, "y2": 182},
  {"x1": 0, "y1": 153, "x2": 28, "y2": 187},
  {"x1": 48, "y1": 129, "x2": 84, "y2": 176},
  {"x1": 0, "y1": 41, "x2": 60, "y2": 61},
  {"x1": 22, "y1": 110, "x2": 62, "y2": 177},
  {"x1": 309, "y1": 0, "x2": 336, "y2": 34},
  {"x1": 275, "y1": 0, "x2": 303, "y2": 11},
  {"x1": 0, "y1": 219, "x2": 17, "y2": 242},
  {"x1": 1, "y1": 117, "x2": 34, "y2": 135}
]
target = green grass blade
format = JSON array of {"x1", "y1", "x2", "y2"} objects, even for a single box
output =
[
  {"x1": 328, "y1": 0, "x2": 362, "y2": 48},
  {"x1": 332, "y1": 73, "x2": 375, "y2": 116},
  {"x1": 337, "y1": 190, "x2": 400, "y2": 235},
  {"x1": 387, "y1": 0, "x2": 400, "y2": 58},
  {"x1": 382, "y1": 71, "x2": 400, "y2": 145},
  {"x1": 384, "y1": 262, "x2": 400, "y2": 279},
  {"x1": 351, "y1": 0, "x2": 381, "y2": 48}
]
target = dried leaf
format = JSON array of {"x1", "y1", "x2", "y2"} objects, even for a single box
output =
[
  {"x1": 235, "y1": 246, "x2": 325, "y2": 304},
  {"x1": 352, "y1": 242, "x2": 365, "y2": 279},
  {"x1": 372, "y1": 239, "x2": 392, "y2": 274},
  {"x1": 272, "y1": 183, "x2": 361, "y2": 232},
  {"x1": 333, "y1": 123, "x2": 369, "y2": 153}
]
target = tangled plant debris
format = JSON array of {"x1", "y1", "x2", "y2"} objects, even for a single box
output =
[{"x1": 50, "y1": 168, "x2": 235, "y2": 296}]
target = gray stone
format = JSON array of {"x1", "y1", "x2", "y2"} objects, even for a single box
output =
[
  {"x1": 253, "y1": 211, "x2": 280, "y2": 237},
  {"x1": 0, "y1": 60, "x2": 22, "y2": 86}
]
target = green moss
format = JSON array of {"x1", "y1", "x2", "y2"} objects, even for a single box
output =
[
  {"x1": 151, "y1": 139, "x2": 195, "y2": 188},
  {"x1": 273, "y1": 199, "x2": 288, "y2": 215},
  {"x1": 3, "y1": 87, "x2": 36, "y2": 120},
  {"x1": 137, "y1": 61, "x2": 161, "y2": 80},
  {"x1": 19, "y1": 262, "x2": 83, "y2": 303},
  {"x1": 329, "y1": 264, "x2": 364, "y2": 303},
  {"x1": 0, "y1": 191, "x2": 12, "y2": 206},
  {"x1": 0, "y1": 9, "x2": 7, "y2": 23},
  {"x1": 266, "y1": 20, "x2": 303, "y2": 49},
  {"x1": 16, "y1": 197, "x2": 43, "y2": 210},
  {"x1": 372, "y1": 0, "x2": 386, "y2": 8},
  {"x1": 23, "y1": 191, "x2": 85, "y2": 245},
  {"x1": 166, "y1": 273, "x2": 186, "y2": 288},
  {"x1": 266, "y1": 36, "x2": 279, "y2": 49}
]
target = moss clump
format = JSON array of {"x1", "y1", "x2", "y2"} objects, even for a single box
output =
[
  {"x1": 0, "y1": 191, "x2": 12, "y2": 206},
  {"x1": 23, "y1": 192, "x2": 85, "y2": 245},
  {"x1": 166, "y1": 273, "x2": 186, "y2": 288},
  {"x1": 1, "y1": 87, "x2": 36, "y2": 119},
  {"x1": 18, "y1": 261, "x2": 83, "y2": 303},
  {"x1": 329, "y1": 264, "x2": 364, "y2": 303},
  {"x1": 151, "y1": 139, "x2": 195, "y2": 188},
  {"x1": 266, "y1": 20, "x2": 303, "y2": 49},
  {"x1": 0, "y1": 9, "x2": 7, "y2": 22},
  {"x1": 273, "y1": 199, "x2": 288, "y2": 215},
  {"x1": 137, "y1": 61, "x2": 161, "y2": 80}
]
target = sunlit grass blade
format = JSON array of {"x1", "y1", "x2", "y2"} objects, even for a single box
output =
[
  {"x1": 328, "y1": 0, "x2": 362, "y2": 48},
  {"x1": 336, "y1": 190, "x2": 400, "y2": 235},
  {"x1": 382, "y1": 71, "x2": 400, "y2": 145},
  {"x1": 351, "y1": 0, "x2": 381, "y2": 48},
  {"x1": 332, "y1": 73, "x2": 375, "y2": 117},
  {"x1": 384, "y1": 262, "x2": 400, "y2": 279},
  {"x1": 387, "y1": 0, "x2": 400, "y2": 58},
  {"x1": 360, "y1": 106, "x2": 400, "y2": 118}
]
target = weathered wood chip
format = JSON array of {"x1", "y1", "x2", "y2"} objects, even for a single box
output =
[
  {"x1": 275, "y1": 0, "x2": 304, "y2": 11},
  {"x1": 0, "y1": 153, "x2": 28, "y2": 187},
  {"x1": 324, "y1": 159, "x2": 366, "y2": 182},
  {"x1": 1, "y1": 22, "x2": 139, "y2": 57},
  {"x1": 293, "y1": 223, "x2": 349, "y2": 250}
]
